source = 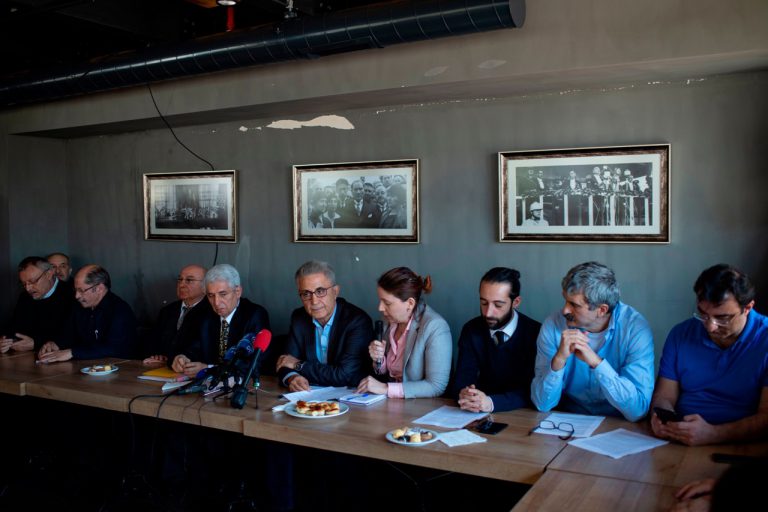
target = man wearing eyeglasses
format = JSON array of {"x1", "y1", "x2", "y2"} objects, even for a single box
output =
[
  {"x1": 1, "y1": 257, "x2": 75, "y2": 354},
  {"x1": 277, "y1": 260, "x2": 372, "y2": 391},
  {"x1": 531, "y1": 261, "x2": 655, "y2": 422},
  {"x1": 651, "y1": 264, "x2": 768, "y2": 446},
  {"x1": 37, "y1": 264, "x2": 138, "y2": 362},
  {"x1": 171, "y1": 264, "x2": 269, "y2": 378},
  {"x1": 142, "y1": 264, "x2": 207, "y2": 365}
]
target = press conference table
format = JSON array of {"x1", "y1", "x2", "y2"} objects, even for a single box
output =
[{"x1": 4, "y1": 352, "x2": 768, "y2": 511}]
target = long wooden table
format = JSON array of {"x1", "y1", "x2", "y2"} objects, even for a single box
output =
[{"x1": 4, "y1": 353, "x2": 768, "y2": 510}]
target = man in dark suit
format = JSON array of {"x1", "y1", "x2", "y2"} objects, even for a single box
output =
[
  {"x1": 337, "y1": 180, "x2": 380, "y2": 228},
  {"x1": 277, "y1": 260, "x2": 372, "y2": 390},
  {"x1": 142, "y1": 264, "x2": 208, "y2": 364},
  {"x1": 172, "y1": 264, "x2": 269, "y2": 378},
  {"x1": 453, "y1": 267, "x2": 541, "y2": 412},
  {"x1": 38, "y1": 264, "x2": 138, "y2": 361},
  {"x1": 1, "y1": 256, "x2": 75, "y2": 353}
]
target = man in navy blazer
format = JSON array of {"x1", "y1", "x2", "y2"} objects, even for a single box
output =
[
  {"x1": 172, "y1": 264, "x2": 269, "y2": 377},
  {"x1": 453, "y1": 267, "x2": 541, "y2": 412},
  {"x1": 277, "y1": 260, "x2": 372, "y2": 390}
]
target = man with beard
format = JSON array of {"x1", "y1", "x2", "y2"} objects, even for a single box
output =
[
  {"x1": 531, "y1": 262, "x2": 654, "y2": 421},
  {"x1": 452, "y1": 268, "x2": 541, "y2": 413}
]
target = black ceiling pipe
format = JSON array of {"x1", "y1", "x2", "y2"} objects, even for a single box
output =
[{"x1": 0, "y1": 0, "x2": 524, "y2": 108}]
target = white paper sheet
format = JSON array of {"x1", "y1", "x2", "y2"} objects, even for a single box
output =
[
  {"x1": 531, "y1": 412, "x2": 605, "y2": 438},
  {"x1": 413, "y1": 405, "x2": 488, "y2": 429},
  {"x1": 282, "y1": 386, "x2": 349, "y2": 402},
  {"x1": 567, "y1": 428, "x2": 668, "y2": 459},
  {"x1": 438, "y1": 429, "x2": 488, "y2": 447}
]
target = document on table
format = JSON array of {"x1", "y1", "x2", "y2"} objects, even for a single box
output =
[
  {"x1": 531, "y1": 412, "x2": 604, "y2": 438},
  {"x1": 273, "y1": 386, "x2": 351, "y2": 411},
  {"x1": 413, "y1": 405, "x2": 488, "y2": 429},
  {"x1": 568, "y1": 428, "x2": 668, "y2": 459},
  {"x1": 438, "y1": 429, "x2": 487, "y2": 448}
]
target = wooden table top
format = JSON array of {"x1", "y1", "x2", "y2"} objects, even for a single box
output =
[
  {"x1": 512, "y1": 470, "x2": 678, "y2": 512},
  {"x1": 0, "y1": 352, "x2": 125, "y2": 396},
  {"x1": 546, "y1": 415, "x2": 768, "y2": 487},
  {"x1": 235, "y1": 378, "x2": 568, "y2": 484}
]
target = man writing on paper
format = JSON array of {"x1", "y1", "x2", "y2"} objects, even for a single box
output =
[
  {"x1": 1, "y1": 257, "x2": 75, "y2": 354},
  {"x1": 277, "y1": 260, "x2": 372, "y2": 391},
  {"x1": 453, "y1": 267, "x2": 541, "y2": 413},
  {"x1": 651, "y1": 264, "x2": 768, "y2": 446},
  {"x1": 37, "y1": 264, "x2": 138, "y2": 361},
  {"x1": 143, "y1": 264, "x2": 207, "y2": 364},
  {"x1": 172, "y1": 264, "x2": 269, "y2": 377},
  {"x1": 531, "y1": 261, "x2": 655, "y2": 421}
]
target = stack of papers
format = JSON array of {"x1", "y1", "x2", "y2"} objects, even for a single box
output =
[
  {"x1": 339, "y1": 393, "x2": 386, "y2": 406},
  {"x1": 568, "y1": 428, "x2": 668, "y2": 459},
  {"x1": 138, "y1": 367, "x2": 188, "y2": 383},
  {"x1": 413, "y1": 406, "x2": 488, "y2": 429},
  {"x1": 531, "y1": 412, "x2": 604, "y2": 438}
]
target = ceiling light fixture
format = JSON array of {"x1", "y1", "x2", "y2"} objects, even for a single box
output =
[{"x1": 216, "y1": 0, "x2": 239, "y2": 6}]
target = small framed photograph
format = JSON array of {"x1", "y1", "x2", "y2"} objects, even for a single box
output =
[
  {"x1": 293, "y1": 159, "x2": 419, "y2": 243},
  {"x1": 499, "y1": 144, "x2": 670, "y2": 243},
  {"x1": 143, "y1": 170, "x2": 237, "y2": 243}
]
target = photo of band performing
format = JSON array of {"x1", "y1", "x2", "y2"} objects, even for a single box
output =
[{"x1": 515, "y1": 163, "x2": 653, "y2": 228}]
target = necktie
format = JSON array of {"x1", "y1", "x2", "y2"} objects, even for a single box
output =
[
  {"x1": 177, "y1": 304, "x2": 189, "y2": 330},
  {"x1": 493, "y1": 331, "x2": 505, "y2": 347},
  {"x1": 219, "y1": 320, "x2": 229, "y2": 360}
]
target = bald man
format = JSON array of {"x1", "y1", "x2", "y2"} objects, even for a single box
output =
[
  {"x1": 143, "y1": 264, "x2": 208, "y2": 365},
  {"x1": 38, "y1": 264, "x2": 138, "y2": 362}
]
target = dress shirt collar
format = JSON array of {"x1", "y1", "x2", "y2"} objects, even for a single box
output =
[
  {"x1": 42, "y1": 277, "x2": 59, "y2": 300},
  {"x1": 490, "y1": 310, "x2": 519, "y2": 342},
  {"x1": 221, "y1": 303, "x2": 239, "y2": 324}
]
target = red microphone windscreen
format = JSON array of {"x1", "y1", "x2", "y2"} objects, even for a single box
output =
[{"x1": 253, "y1": 329, "x2": 272, "y2": 351}]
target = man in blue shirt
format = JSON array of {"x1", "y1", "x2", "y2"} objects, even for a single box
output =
[
  {"x1": 651, "y1": 264, "x2": 768, "y2": 446},
  {"x1": 531, "y1": 261, "x2": 654, "y2": 421}
]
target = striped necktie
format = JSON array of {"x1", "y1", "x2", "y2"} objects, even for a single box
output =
[
  {"x1": 177, "y1": 304, "x2": 189, "y2": 330},
  {"x1": 219, "y1": 320, "x2": 229, "y2": 360}
]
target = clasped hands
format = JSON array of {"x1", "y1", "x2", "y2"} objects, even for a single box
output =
[
  {"x1": 551, "y1": 329, "x2": 602, "y2": 371},
  {"x1": 0, "y1": 333, "x2": 34, "y2": 354}
]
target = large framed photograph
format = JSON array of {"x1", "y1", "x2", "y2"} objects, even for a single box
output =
[
  {"x1": 143, "y1": 170, "x2": 237, "y2": 243},
  {"x1": 293, "y1": 159, "x2": 419, "y2": 243},
  {"x1": 499, "y1": 145, "x2": 669, "y2": 243}
]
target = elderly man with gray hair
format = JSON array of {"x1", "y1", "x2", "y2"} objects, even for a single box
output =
[
  {"x1": 172, "y1": 263, "x2": 269, "y2": 377},
  {"x1": 531, "y1": 261, "x2": 654, "y2": 421}
]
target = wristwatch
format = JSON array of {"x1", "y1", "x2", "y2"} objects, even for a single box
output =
[{"x1": 294, "y1": 360, "x2": 305, "y2": 372}]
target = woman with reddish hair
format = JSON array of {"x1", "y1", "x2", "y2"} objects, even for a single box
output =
[{"x1": 357, "y1": 267, "x2": 452, "y2": 398}]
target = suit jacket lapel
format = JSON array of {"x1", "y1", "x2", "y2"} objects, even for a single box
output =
[{"x1": 402, "y1": 303, "x2": 424, "y2": 369}]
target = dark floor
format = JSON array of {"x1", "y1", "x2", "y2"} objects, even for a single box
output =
[{"x1": 0, "y1": 396, "x2": 529, "y2": 512}]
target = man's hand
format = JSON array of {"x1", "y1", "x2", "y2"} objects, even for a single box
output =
[
  {"x1": 356, "y1": 376, "x2": 387, "y2": 395},
  {"x1": 287, "y1": 375, "x2": 310, "y2": 392},
  {"x1": 37, "y1": 348, "x2": 73, "y2": 363},
  {"x1": 675, "y1": 478, "x2": 716, "y2": 501},
  {"x1": 551, "y1": 329, "x2": 602, "y2": 370},
  {"x1": 0, "y1": 337, "x2": 12, "y2": 354},
  {"x1": 650, "y1": 410, "x2": 674, "y2": 440},
  {"x1": 37, "y1": 341, "x2": 60, "y2": 359},
  {"x1": 10, "y1": 334, "x2": 35, "y2": 352},
  {"x1": 276, "y1": 354, "x2": 300, "y2": 371},
  {"x1": 663, "y1": 414, "x2": 719, "y2": 446},
  {"x1": 171, "y1": 355, "x2": 206, "y2": 377},
  {"x1": 142, "y1": 354, "x2": 168, "y2": 365},
  {"x1": 458, "y1": 384, "x2": 493, "y2": 413}
]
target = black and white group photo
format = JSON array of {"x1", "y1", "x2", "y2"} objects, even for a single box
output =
[
  {"x1": 515, "y1": 163, "x2": 653, "y2": 228},
  {"x1": 153, "y1": 182, "x2": 230, "y2": 231}
]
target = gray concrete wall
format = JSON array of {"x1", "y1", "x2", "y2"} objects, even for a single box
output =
[
  {"x1": 19, "y1": 72, "x2": 766, "y2": 365},
  {"x1": 0, "y1": 0, "x2": 766, "y2": 364}
]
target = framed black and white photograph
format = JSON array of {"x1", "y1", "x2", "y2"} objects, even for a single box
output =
[
  {"x1": 293, "y1": 159, "x2": 419, "y2": 243},
  {"x1": 143, "y1": 170, "x2": 237, "y2": 243},
  {"x1": 499, "y1": 145, "x2": 669, "y2": 243}
]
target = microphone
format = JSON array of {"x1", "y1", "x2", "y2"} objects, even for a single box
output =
[
  {"x1": 223, "y1": 333, "x2": 256, "y2": 362},
  {"x1": 230, "y1": 329, "x2": 272, "y2": 409},
  {"x1": 176, "y1": 367, "x2": 214, "y2": 395},
  {"x1": 374, "y1": 320, "x2": 384, "y2": 373}
]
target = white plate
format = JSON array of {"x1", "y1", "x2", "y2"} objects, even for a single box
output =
[
  {"x1": 284, "y1": 401, "x2": 349, "y2": 419},
  {"x1": 386, "y1": 428, "x2": 440, "y2": 446},
  {"x1": 80, "y1": 365, "x2": 119, "y2": 376}
]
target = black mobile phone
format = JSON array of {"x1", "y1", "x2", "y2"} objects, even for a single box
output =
[
  {"x1": 3, "y1": 334, "x2": 20, "y2": 341},
  {"x1": 653, "y1": 406, "x2": 684, "y2": 424},
  {"x1": 473, "y1": 420, "x2": 508, "y2": 435}
]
